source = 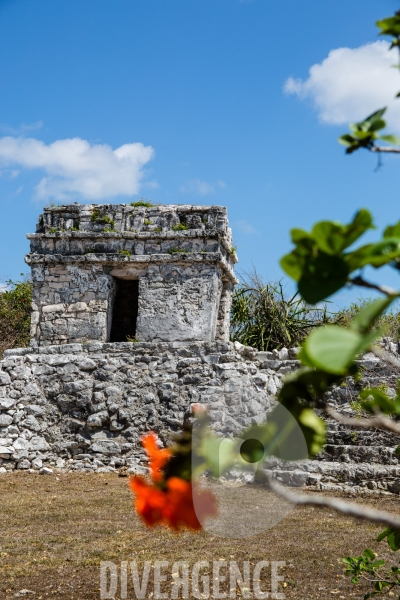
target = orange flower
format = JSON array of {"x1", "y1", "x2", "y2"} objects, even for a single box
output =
[
  {"x1": 141, "y1": 432, "x2": 171, "y2": 482},
  {"x1": 129, "y1": 475, "x2": 217, "y2": 531},
  {"x1": 129, "y1": 476, "x2": 167, "y2": 526},
  {"x1": 163, "y1": 477, "x2": 217, "y2": 531},
  {"x1": 129, "y1": 432, "x2": 217, "y2": 531}
]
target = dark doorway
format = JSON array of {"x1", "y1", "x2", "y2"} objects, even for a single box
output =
[{"x1": 110, "y1": 279, "x2": 139, "y2": 342}]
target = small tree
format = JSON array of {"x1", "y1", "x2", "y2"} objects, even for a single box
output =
[{"x1": 0, "y1": 278, "x2": 32, "y2": 358}]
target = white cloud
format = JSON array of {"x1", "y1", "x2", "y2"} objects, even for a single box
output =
[
  {"x1": 235, "y1": 219, "x2": 256, "y2": 234},
  {"x1": 0, "y1": 121, "x2": 43, "y2": 135},
  {"x1": 284, "y1": 41, "x2": 400, "y2": 130},
  {"x1": 179, "y1": 178, "x2": 226, "y2": 196},
  {"x1": 0, "y1": 136, "x2": 155, "y2": 201}
]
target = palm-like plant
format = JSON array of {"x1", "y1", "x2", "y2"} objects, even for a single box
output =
[{"x1": 230, "y1": 273, "x2": 329, "y2": 351}]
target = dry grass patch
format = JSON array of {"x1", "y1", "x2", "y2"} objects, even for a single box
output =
[{"x1": 0, "y1": 472, "x2": 399, "y2": 599}]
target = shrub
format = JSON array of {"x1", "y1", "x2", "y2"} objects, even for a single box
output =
[
  {"x1": 130, "y1": 200, "x2": 154, "y2": 208},
  {"x1": 0, "y1": 278, "x2": 32, "y2": 358},
  {"x1": 332, "y1": 297, "x2": 400, "y2": 340},
  {"x1": 91, "y1": 210, "x2": 115, "y2": 229},
  {"x1": 230, "y1": 273, "x2": 329, "y2": 351},
  {"x1": 172, "y1": 223, "x2": 188, "y2": 231}
]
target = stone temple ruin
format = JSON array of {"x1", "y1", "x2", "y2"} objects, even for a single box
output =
[
  {"x1": 27, "y1": 203, "x2": 237, "y2": 346},
  {"x1": 0, "y1": 202, "x2": 399, "y2": 494},
  {"x1": 0, "y1": 203, "x2": 279, "y2": 475}
]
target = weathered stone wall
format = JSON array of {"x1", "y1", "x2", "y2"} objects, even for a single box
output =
[
  {"x1": 26, "y1": 204, "x2": 237, "y2": 347},
  {"x1": 0, "y1": 341, "x2": 281, "y2": 474},
  {"x1": 29, "y1": 261, "x2": 229, "y2": 346},
  {"x1": 29, "y1": 263, "x2": 115, "y2": 346},
  {"x1": 135, "y1": 263, "x2": 223, "y2": 342}
]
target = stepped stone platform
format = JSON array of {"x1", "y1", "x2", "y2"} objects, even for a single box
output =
[
  {"x1": 1, "y1": 338, "x2": 399, "y2": 495},
  {"x1": 262, "y1": 342, "x2": 400, "y2": 495}
]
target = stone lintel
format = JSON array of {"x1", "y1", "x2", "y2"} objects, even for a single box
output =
[{"x1": 25, "y1": 251, "x2": 238, "y2": 283}]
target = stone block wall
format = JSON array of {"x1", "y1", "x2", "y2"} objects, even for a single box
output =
[
  {"x1": 29, "y1": 263, "x2": 115, "y2": 345},
  {"x1": 0, "y1": 341, "x2": 281, "y2": 474}
]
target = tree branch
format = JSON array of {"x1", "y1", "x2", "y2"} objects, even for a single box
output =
[
  {"x1": 266, "y1": 476, "x2": 400, "y2": 529},
  {"x1": 371, "y1": 345, "x2": 400, "y2": 369},
  {"x1": 370, "y1": 146, "x2": 400, "y2": 154},
  {"x1": 348, "y1": 276, "x2": 398, "y2": 297},
  {"x1": 325, "y1": 407, "x2": 400, "y2": 434}
]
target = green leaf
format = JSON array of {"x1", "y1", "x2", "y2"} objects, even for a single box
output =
[
  {"x1": 380, "y1": 134, "x2": 400, "y2": 145},
  {"x1": 363, "y1": 107, "x2": 387, "y2": 123},
  {"x1": 311, "y1": 221, "x2": 347, "y2": 254},
  {"x1": 375, "y1": 580, "x2": 391, "y2": 591},
  {"x1": 377, "y1": 16, "x2": 400, "y2": 37},
  {"x1": 290, "y1": 228, "x2": 314, "y2": 247},
  {"x1": 384, "y1": 222, "x2": 400, "y2": 238},
  {"x1": 377, "y1": 527, "x2": 400, "y2": 551},
  {"x1": 298, "y1": 254, "x2": 349, "y2": 304},
  {"x1": 280, "y1": 250, "x2": 305, "y2": 282},
  {"x1": 346, "y1": 238, "x2": 400, "y2": 270},
  {"x1": 352, "y1": 130, "x2": 374, "y2": 141},
  {"x1": 391, "y1": 565, "x2": 400, "y2": 573},
  {"x1": 279, "y1": 367, "x2": 342, "y2": 405},
  {"x1": 377, "y1": 527, "x2": 392, "y2": 542},
  {"x1": 297, "y1": 408, "x2": 326, "y2": 455},
  {"x1": 350, "y1": 296, "x2": 396, "y2": 334},
  {"x1": 302, "y1": 326, "x2": 378, "y2": 375},
  {"x1": 281, "y1": 211, "x2": 373, "y2": 301},
  {"x1": 368, "y1": 118, "x2": 386, "y2": 132},
  {"x1": 345, "y1": 144, "x2": 361, "y2": 155},
  {"x1": 364, "y1": 549, "x2": 376, "y2": 560},
  {"x1": 343, "y1": 209, "x2": 375, "y2": 248},
  {"x1": 311, "y1": 211, "x2": 374, "y2": 255},
  {"x1": 359, "y1": 387, "x2": 400, "y2": 416},
  {"x1": 339, "y1": 134, "x2": 356, "y2": 146},
  {"x1": 371, "y1": 560, "x2": 385, "y2": 567}
]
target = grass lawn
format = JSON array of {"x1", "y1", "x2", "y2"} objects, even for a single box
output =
[{"x1": 0, "y1": 472, "x2": 399, "y2": 599}]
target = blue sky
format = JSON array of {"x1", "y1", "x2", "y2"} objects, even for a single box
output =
[{"x1": 0, "y1": 0, "x2": 399, "y2": 306}]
